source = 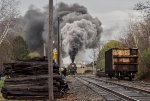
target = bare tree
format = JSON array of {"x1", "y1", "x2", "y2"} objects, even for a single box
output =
[
  {"x1": 0, "y1": 0, "x2": 19, "y2": 71},
  {"x1": 0, "y1": 0, "x2": 19, "y2": 45},
  {"x1": 134, "y1": 1, "x2": 150, "y2": 10},
  {"x1": 89, "y1": 48, "x2": 98, "y2": 74},
  {"x1": 121, "y1": 20, "x2": 150, "y2": 52},
  {"x1": 120, "y1": 1, "x2": 150, "y2": 76}
]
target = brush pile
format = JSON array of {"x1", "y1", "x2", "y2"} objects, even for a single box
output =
[{"x1": 1, "y1": 57, "x2": 68, "y2": 100}]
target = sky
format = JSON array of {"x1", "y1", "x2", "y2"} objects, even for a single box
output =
[
  {"x1": 19, "y1": 0, "x2": 147, "y2": 42},
  {"x1": 19, "y1": 0, "x2": 147, "y2": 64}
]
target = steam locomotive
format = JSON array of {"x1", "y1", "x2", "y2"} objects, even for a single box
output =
[{"x1": 67, "y1": 63, "x2": 77, "y2": 75}]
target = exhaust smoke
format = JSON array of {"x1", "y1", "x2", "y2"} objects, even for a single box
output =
[{"x1": 22, "y1": 3, "x2": 102, "y2": 63}]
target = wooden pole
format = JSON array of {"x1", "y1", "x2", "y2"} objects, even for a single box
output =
[
  {"x1": 57, "y1": 17, "x2": 60, "y2": 67},
  {"x1": 48, "y1": 0, "x2": 54, "y2": 100},
  {"x1": 60, "y1": 32, "x2": 63, "y2": 67},
  {"x1": 43, "y1": 43, "x2": 46, "y2": 57}
]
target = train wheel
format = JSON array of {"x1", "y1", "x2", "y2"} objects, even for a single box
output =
[
  {"x1": 129, "y1": 72, "x2": 133, "y2": 80},
  {"x1": 108, "y1": 74, "x2": 112, "y2": 78},
  {"x1": 129, "y1": 77, "x2": 132, "y2": 81},
  {"x1": 117, "y1": 72, "x2": 121, "y2": 80},
  {"x1": 117, "y1": 76, "x2": 120, "y2": 80},
  {"x1": 121, "y1": 76, "x2": 124, "y2": 80},
  {"x1": 109, "y1": 76, "x2": 112, "y2": 78}
]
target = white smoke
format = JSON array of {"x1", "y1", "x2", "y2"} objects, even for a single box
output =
[
  {"x1": 61, "y1": 19, "x2": 98, "y2": 56},
  {"x1": 22, "y1": 3, "x2": 102, "y2": 64}
]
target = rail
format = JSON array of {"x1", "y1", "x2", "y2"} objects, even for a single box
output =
[{"x1": 76, "y1": 76, "x2": 150, "y2": 101}]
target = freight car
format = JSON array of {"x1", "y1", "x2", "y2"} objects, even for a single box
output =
[
  {"x1": 68, "y1": 63, "x2": 77, "y2": 75},
  {"x1": 105, "y1": 48, "x2": 138, "y2": 80}
]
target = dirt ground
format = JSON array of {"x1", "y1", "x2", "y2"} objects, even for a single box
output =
[{"x1": 56, "y1": 76, "x2": 105, "y2": 101}]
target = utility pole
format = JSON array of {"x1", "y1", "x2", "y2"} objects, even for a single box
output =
[
  {"x1": 48, "y1": 0, "x2": 54, "y2": 100},
  {"x1": 60, "y1": 35, "x2": 63, "y2": 68},
  {"x1": 43, "y1": 43, "x2": 46, "y2": 57},
  {"x1": 57, "y1": 17, "x2": 60, "y2": 67},
  {"x1": 93, "y1": 49, "x2": 95, "y2": 75}
]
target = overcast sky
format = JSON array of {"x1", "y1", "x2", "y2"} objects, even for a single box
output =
[
  {"x1": 19, "y1": 0, "x2": 147, "y2": 42},
  {"x1": 19, "y1": 0, "x2": 147, "y2": 64}
]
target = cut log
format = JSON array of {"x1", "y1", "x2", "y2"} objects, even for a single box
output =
[{"x1": 1, "y1": 59, "x2": 69, "y2": 100}]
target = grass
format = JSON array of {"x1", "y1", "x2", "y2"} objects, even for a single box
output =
[
  {"x1": 0, "y1": 77, "x2": 5, "y2": 101},
  {"x1": 0, "y1": 93, "x2": 6, "y2": 101},
  {"x1": 0, "y1": 80, "x2": 4, "y2": 88}
]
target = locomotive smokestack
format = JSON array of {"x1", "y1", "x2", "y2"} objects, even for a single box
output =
[
  {"x1": 69, "y1": 47, "x2": 78, "y2": 63},
  {"x1": 71, "y1": 55, "x2": 75, "y2": 63},
  {"x1": 70, "y1": 53, "x2": 75, "y2": 63}
]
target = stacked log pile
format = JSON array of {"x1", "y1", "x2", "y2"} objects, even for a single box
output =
[{"x1": 1, "y1": 58, "x2": 68, "y2": 100}]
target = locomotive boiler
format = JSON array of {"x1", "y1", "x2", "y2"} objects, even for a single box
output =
[{"x1": 68, "y1": 63, "x2": 77, "y2": 75}]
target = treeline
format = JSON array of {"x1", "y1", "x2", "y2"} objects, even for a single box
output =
[
  {"x1": 96, "y1": 1, "x2": 150, "y2": 79},
  {"x1": 0, "y1": 0, "x2": 29, "y2": 72}
]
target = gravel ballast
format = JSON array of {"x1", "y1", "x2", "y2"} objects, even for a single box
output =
[{"x1": 56, "y1": 76, "x2": 105, "y2": 101}]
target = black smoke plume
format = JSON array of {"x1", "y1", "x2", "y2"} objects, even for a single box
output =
[
  {"x1": 22, "y1": 3, "x2": 102, "y2": 62},
  {"x1": 23, "y1": 6, "x2": 45, "y2": 51},
  {"x1": 57, "y1": 3, "x2": 102, "y2": 62}
]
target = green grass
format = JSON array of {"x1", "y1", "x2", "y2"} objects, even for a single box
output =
[
  {"x1": 0, "y1": 78, "x2": 5, "y2": 100},
  {"x1": 0, "y1": 80, "x2": 4, "y2": 88}
]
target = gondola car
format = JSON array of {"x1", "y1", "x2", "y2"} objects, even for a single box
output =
[{"x1": 105, "y1": 48, "x2": 138, "y2": 80}]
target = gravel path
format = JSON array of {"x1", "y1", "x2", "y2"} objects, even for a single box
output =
[{"x1": 56, "y1": 76, "x2": 105, "y2": 101}]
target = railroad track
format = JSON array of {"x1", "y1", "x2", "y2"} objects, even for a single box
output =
[
  {"x1": 76, "y1": 76, "x2": 150, "y2": 101},
  {"x1": 94, "y1": 76, "x2": 150, "y2": 92},
  {"x1": 89, "y1": 76, "x2": 150, "y2": 93},
  {"x1": 104, "y1": 77, "x2": 150, "y2": 87},
  {"x1": 131, "y1": 81, "x2": 150, "y2": 87}
]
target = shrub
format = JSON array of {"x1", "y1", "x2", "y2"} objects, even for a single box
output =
[
  {"x1": 84, "y1": 70, "x2": 93, "y2": 74},
  {"x1": 141, "y1": 48, "x2": 150, "y2": 70}
]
